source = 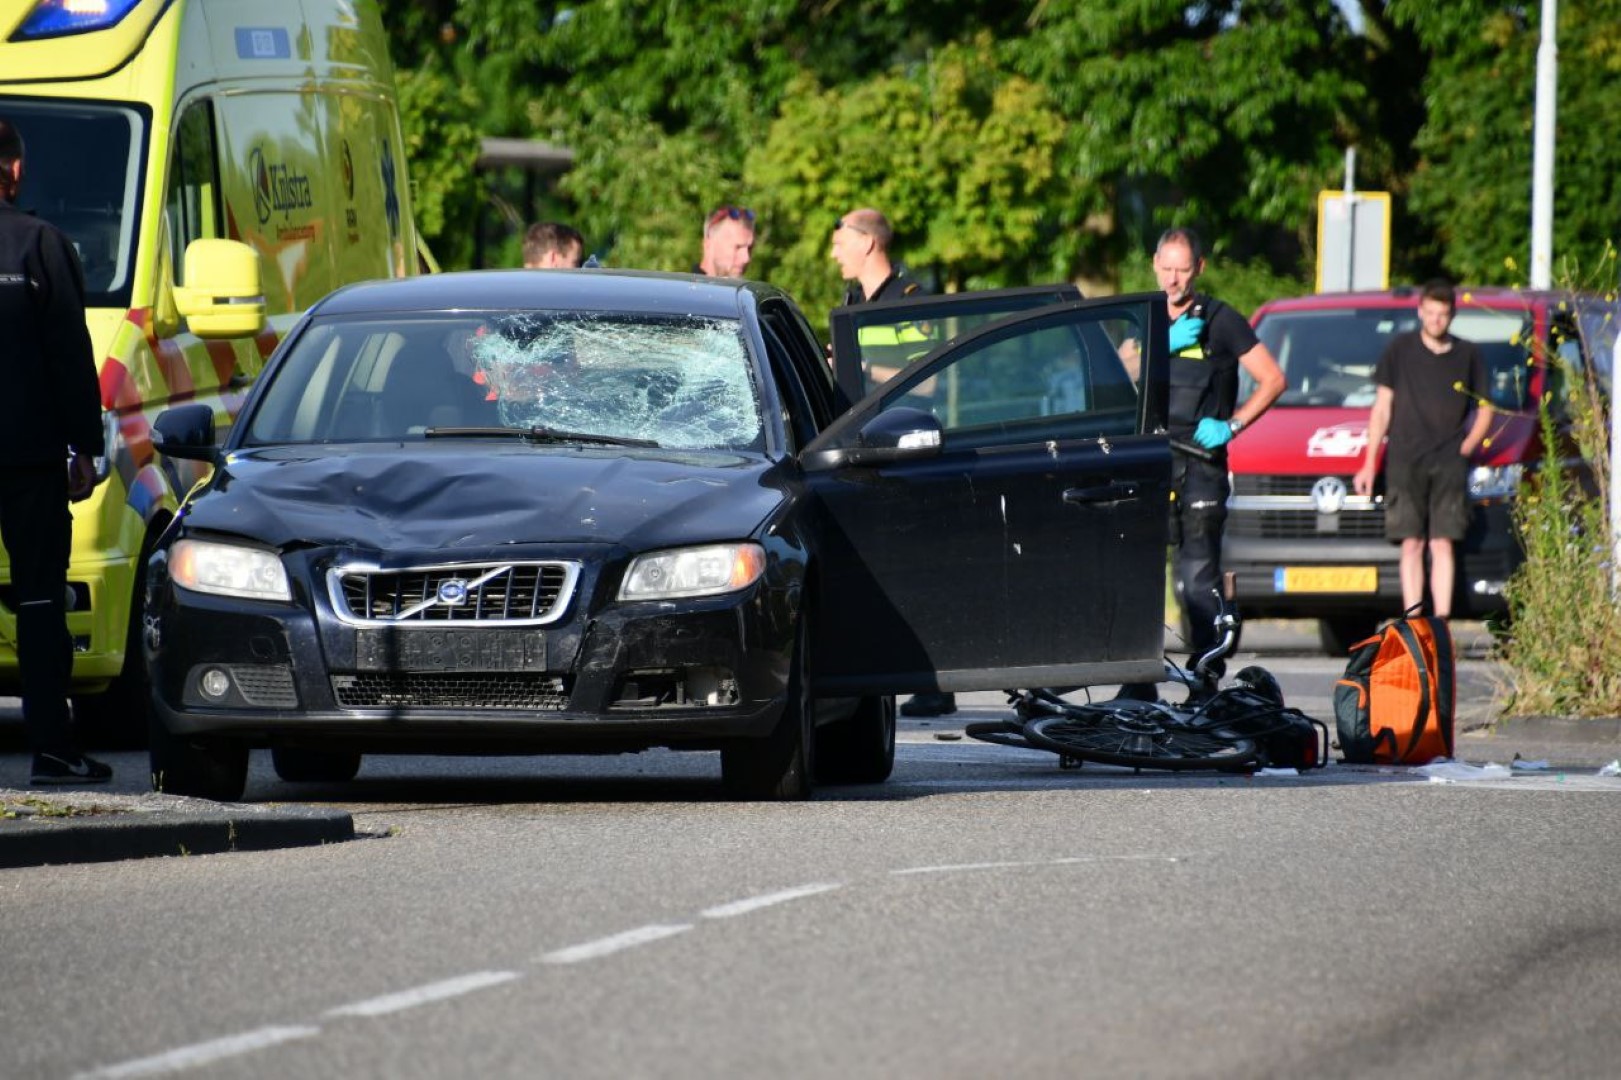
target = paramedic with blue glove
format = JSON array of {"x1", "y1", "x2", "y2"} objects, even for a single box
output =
[{"x1": 1154, "y1": 227, "x2": 1285, "y2": 668}]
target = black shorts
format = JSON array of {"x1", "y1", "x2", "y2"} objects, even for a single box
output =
[{"x1": 1384, "y1": 454, "x2": 1471, "y2": 541}]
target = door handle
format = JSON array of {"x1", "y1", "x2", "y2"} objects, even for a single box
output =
[{"x1": 1063, "y1": 481, "x2": 1141, "y2": 506}]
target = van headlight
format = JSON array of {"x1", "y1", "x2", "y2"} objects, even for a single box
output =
[
  {"x1": 170, "y1": 539, "x2": 291, "y2": 602},
  {"x1": 1468, "y1": 464, "x2": 1524, "y2": 500},
  {"x1": 619, "y1": 543, "x2": 766, "y2": 601}
]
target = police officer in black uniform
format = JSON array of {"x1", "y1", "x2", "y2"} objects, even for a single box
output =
[
  {"x1": 0, "y1": 116, "x2": 112, "y2": 784},
  {"x1": 1154, "y1": 227, "x2": 1285, "y2": 667}
]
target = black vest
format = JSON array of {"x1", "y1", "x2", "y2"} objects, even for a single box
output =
[{"x1": 1166, "y1": 295, "x2": 1240, "y2": 435}]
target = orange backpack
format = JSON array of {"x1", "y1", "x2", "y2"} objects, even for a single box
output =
[{"x1": 1333, "y1": 615, "x2": 1455, "y2": 764}]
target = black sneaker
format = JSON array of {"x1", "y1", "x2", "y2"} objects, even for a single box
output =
[
  {"x1": 900, "y1": 692, "x2": 957, "y2": 717},
  {"x1": 31, "y1": 752, "x2": 114, "y2": 786}
]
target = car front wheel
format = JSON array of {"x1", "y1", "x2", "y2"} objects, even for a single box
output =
[
  {"x1": 722, "y1": 618, "x2": 814, "y2": 801},
  {"x1": 271, "y1": 747, "x2": 362, "y2": 784},
  {"x1": 815, "y1": 694, "x2": 895, "y2": 784},
  {"x1": 149, "y1": 716, "x2": 249, "y2": 802}
]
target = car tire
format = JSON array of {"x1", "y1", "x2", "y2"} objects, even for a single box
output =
[
  {"x1": 814, "y1": 694, "x2": 895, "y2": 784},
  {"x1": 149, "y1": 715, "x2": 249, "y2": 802},
  {"x1": 1318, "y1": 615, "x2": 1378, "y2": 657},
  {"x1": 722, "y1": 618, "x2": 814, "y2": 801},
  {"x1": 271, "y1": 747, "x2": 362, "y2": 784}
]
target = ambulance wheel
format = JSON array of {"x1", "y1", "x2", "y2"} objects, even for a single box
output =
[{"x1": 72, "y1": 528, "x2": 162, "y2": 751}]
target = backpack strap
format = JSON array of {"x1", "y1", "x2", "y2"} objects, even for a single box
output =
[{"x1": 1390, "y1": 620, "x2": 1433, "y2": 760}]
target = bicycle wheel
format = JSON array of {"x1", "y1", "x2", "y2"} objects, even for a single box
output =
[{"x1": 1022, "y1": 706, "x2": 1259, "y2": 771}]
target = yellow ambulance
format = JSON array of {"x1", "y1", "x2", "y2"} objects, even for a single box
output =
[{"x1": 0, "y1": 0, "x2": 423, "y2": 739}]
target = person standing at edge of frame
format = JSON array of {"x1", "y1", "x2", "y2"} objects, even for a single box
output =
[
  {"x1": 1353, "y1": 279, "x2": 1492, "y2": 620},
  {"x1": 0, "y1": 116, "x2": 112, "y2": 785}
]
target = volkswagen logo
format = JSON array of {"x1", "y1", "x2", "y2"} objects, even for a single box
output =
[
  {"x1": 1312, "y1": 476, "x2": 1348, "y2": 515},
  {"x1": 436, "y1": 579, "x2": 471, "y2": 606}
]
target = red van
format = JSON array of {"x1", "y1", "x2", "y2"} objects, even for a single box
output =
[{"x1": 1223, "y1": 287, "x2": 1618, "y2": 653}]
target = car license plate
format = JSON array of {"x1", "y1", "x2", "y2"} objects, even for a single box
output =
[
  {"x1": 1273, "y1": 567, "x2": 1378, "y2": 593},
  {"x1": 355, "y1": 629, "x2": 547, "y2": 672}
]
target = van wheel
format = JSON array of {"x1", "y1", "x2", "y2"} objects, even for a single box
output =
[
  {"x1": 272, "y1": 748, "x2": 362, "y2": 783},
  {"x1": 72, "y1": 527, "x2": 161, "y2": 751},
  {"x1": 1318, "y1": 616, "x2": 1378, "y2": 657},
  {"x1": 815, "y1": 695, "x2": 895, "y2": 784},
  {"x1": 722, "y1": 618, "x2": 814, "y2": 800},
  {"x1": 149, "y1": 715, "x2": 248, "y2": 802}
]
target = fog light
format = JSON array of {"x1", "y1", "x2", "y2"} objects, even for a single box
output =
[{"x1": 199, "y1": 668, "x2": 232, "y2": 700}]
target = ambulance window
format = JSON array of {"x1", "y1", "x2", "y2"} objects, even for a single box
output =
[{"x1": 166, "y1": 102, "x2": 221, "y2": 281}]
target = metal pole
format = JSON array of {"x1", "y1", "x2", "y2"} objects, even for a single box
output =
[
  {"x1": 1530, "y1": 0, "x2": 1557, "y2": 289},
  {"x1": 1343, "y1": 147, "x2": 1357, "y2": 291}
]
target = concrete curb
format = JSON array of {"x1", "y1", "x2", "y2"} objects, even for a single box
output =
[
  {"x1": 1483, "y1": 716, "x2": 1621, "y2": 744},
  {"x1": 0, "y1": 802, "x2": 355, "y2": 870}
]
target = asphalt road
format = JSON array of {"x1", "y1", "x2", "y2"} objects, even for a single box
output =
[{"x1": 4, "y1": 620, "x2": 1620, "y2": 1079}]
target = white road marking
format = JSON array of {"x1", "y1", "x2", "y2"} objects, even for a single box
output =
[
  {"x1": 73, "y1": 1026, "x2": 320, "y2": 1079},
  {"x1": 539, "y1": 923, "x2": 693, "y2": 964},
  {"x1": 700, "y1": 882, "x2": 842, "y2": 919},
  {"x1": 324, "y1": 970, "x2": 522, "y2": 1018},
  {"x1": 892, "y1": 854, "x2": 1183, "y2": 876}
]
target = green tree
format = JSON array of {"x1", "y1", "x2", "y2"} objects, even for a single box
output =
[
  {"x1": 1391, "y1": 0, "x2": 1621, "y2": 285},
  {"x1": 747, "y1": 39, "x2": 1067, "y2": 316}
]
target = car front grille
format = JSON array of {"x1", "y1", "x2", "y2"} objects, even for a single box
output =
[
  {"x1": 329, "y1": 561, "x2": 580, "y2": 626},
  {"x1": 1228, "y1": 474, "x2": 1386, "y2": 540},
  {"x1": 331, "y1": 673, "x2": 572, "y2": 710}
]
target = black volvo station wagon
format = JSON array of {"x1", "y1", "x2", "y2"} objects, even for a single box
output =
[{"x1": 145, "y1": 269, "x2": 1173, "y2": 800}]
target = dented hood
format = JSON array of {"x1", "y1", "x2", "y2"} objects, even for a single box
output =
[{"x1": 185, "y1": 443, "x2": 787, "y2": 553}]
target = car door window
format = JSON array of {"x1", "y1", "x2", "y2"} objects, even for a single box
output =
[{"x1": 827, "y1": 300, "x2": 1150, "y2": 452}]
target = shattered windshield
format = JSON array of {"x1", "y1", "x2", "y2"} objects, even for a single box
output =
[{"x1": 244, "y1": 312, "x2": 766, "y2": 451}]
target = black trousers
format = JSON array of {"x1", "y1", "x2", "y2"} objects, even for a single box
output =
[
  {"x1": 0, "y1": 464, "x2": 77, "y2": 757},
  {"x1": 1170, "y1": 456, "x2": 1230, "y2": 656}
]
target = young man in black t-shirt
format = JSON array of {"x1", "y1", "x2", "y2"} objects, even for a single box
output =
[{"x1": 1353, "y1": 280, "x2": 1493, "y2": 618}]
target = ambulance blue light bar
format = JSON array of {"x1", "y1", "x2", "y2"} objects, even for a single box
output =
[{"x1": 10, "y1": 0, "x2": 145, "y2": 41}]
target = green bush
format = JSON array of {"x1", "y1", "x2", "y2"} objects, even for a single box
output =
[{"x1": 1498, "y1": 272, "x2": 1621, "y2": 716}]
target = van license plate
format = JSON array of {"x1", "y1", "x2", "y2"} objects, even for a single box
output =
[{"x1": 1274, "y1": 567, "x2": 1377, "y2": 593}]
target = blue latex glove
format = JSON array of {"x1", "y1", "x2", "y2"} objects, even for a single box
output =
[
  {"x1": 1168, "y1": 316, "x2": 1205, "y2": 352},
  {"x1": 1193, "y1": 416, "x2": 1234, "y2": 449}
]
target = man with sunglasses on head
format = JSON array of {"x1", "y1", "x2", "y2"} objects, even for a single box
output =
[
  {"x1": 832, "y1": 208, "x2": 923, "y2": 307},
  {"x1": 696, "y1": 204, "x2": 755, "y2": 278}
]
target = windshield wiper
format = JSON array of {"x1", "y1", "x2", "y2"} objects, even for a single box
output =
[{"x1": 424, "y1": 425, "x2": 659, "y2": 448}]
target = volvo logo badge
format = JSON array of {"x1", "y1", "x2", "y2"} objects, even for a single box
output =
[
  {"x1": 1312, "y1": 476, "x2": 1348, "y2": 515},
  {"x1": 436, "y1": 579, "x2": 471, "y2": 606}
]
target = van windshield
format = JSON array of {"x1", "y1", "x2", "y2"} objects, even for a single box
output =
[
  {"x1": 1248, "y1": 306, "x2": 1535, "y2": 411},
  {"x1": 0, "y1": 98, "x2": 148, "y2": 308}
]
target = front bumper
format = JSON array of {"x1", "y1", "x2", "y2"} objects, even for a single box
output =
[
  {"x1": 1225, "y1": 499, "x2": 1520, "y2": 619},
  {"x1": 147, "y1": 576, "x2": 797, "y2": 754}
]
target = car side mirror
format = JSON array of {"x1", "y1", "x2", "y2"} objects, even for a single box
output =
[
  {"x1": 801, "y1": 407, "x2": 943, "y2": 470},
  {"x1": 172, "y1": 239, "x2": 267, "y2": 339},
  {"x1": 151, "y1": 403, "x2": 219, "y2": 462}
]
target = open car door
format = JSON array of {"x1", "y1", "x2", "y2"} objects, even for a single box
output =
[{"x1": 803, "y1": 292, "x2": 1171, "y2": 696}]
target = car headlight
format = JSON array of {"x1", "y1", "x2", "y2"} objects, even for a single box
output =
[
  {"x1": 1468, "y1": 464, "x2": 1524, "y2": 500},
  {"x1": 619, "y1": 543, "x2": 766, "y2": 601},
  {"x1": 169, "y1": 539, "x2": 291, "y2": 602}
]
